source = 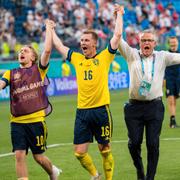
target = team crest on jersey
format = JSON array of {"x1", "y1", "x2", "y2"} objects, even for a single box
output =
[
  {"x1": 93, "y1": 59, "x2": 99, "y2": 66},
  {"x1": 14, "y1": 72, "x2": 21, "y2": 80}
]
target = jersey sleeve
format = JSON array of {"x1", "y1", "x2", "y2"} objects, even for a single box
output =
[
  {"x1": 67, "y1": 50, "x2": 84, "y2": 66},
  {"x1": 38, "y1": 62, "x2": 49, "y2": 81},
  {"x1": 1, "y1": 70, "x2": 10, "y2": 87},
  {"x1": 101, "y1": 45, "x2": 117, "y2": 64},
  {"x1": 67, "y1": 49, "x2": 73, "y2": 62},
  {"x1": 108, "y1": 43, "x2": 117, "y2": 54}
]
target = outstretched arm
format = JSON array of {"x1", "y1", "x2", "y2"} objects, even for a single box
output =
[
  {"x1": 110, "y1": 4, "x2": 124, "y2": 50},
  {"x1": 40, "y1": 19, "x2": 54, "y2": 67},
  {"x1": 52, "y1": 28, "x2": 69, "y2": 60}
]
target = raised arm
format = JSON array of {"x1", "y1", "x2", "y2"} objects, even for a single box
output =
[
  {"x1": 110, "y1": 4, "x2": 124, "y2": 50},
  {"x1": 52, "y1": 28, "x2": 69, "y2": 60},
  {"x1": 40, "y1": 19, "x2": 54, "y2": 67}
]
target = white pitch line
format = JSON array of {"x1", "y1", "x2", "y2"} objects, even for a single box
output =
[
  {"x1": 0, "y1": 138, "x2": 180, "y2": 158},
  {"x1": 0, "y1": 152, "x2": 14, "y2": 158}
]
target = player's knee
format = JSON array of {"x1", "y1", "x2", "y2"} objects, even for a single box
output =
[
  {"x1": 101, "y1": 149, "x2": 111, "y2": 158},
  {"x1": 15, "y1": 151, "x2": 26, "y2": 163},
  {"x1": 98, "y1": 143, "x2": 110, "y2": 152}
]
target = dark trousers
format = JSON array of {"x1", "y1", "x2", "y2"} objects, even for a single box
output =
[{"x1": 124, "y1": 99, "x2": 164, "y2": 180}]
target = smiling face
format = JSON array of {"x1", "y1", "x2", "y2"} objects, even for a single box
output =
[
  {"x1": 169, "y1": 37, "x2": 178, "y2": 52},
  {"x1": 80, "y1": 31, "x2": 97, "y2": 58},
  {"x1": 18, "y1": 45, "x2": 38, "y2": 68},
  {"x1": 139, "y1": 32, "x2": 157, "y2": 57}
]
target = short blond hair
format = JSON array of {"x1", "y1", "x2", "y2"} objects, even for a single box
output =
[
  {"x1": 83, "y1": 29, "x2": 98, "y2": 42},
  {"x1": 24, "y1": 45, "x2": 39, "y2": 64}
]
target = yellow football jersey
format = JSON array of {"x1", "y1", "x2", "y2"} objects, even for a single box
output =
[
  {"x1": 69, "y1": 45, "x2": 117, "y2": 108},
  {"x1": 2, "y1": 65, "x2": 48, "y2": 123}
]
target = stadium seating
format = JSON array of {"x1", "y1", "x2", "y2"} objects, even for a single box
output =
[{"x1": 0, "y1": 0, "x2": 180, "y2": 61}]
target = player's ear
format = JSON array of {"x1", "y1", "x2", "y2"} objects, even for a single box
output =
[
  {"x1": 31, "y1": 55, "x2": 35, "y2": 62},
  {"x1": 93, "y1": 40, "x2": 97, "y2": 48}
]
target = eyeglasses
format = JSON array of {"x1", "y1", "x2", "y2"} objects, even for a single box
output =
[{"x1": 141, "y1": 39, "x2": 155, "y2": 43}]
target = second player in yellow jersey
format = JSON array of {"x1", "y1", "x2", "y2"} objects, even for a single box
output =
[{"x1": 51, "y1": 4, "x2": 124, "y2": 180}]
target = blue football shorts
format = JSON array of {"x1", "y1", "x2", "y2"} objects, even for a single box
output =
[
  {"x1": 73, "y1": 105, "x2": 113, "y2": 145},
  {"x1": 166, "y1": 78, "x2": 180, "y2": 98},
  {"x1": 11, "y1": 121, "x2": 47, "y2": 154}
]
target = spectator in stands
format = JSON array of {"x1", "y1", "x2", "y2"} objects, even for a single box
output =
[
  {"x1": 51, "y1": 4, "x2": 124, "y2": 180},
  {"x1": 174, "y1": 22, "x2": 180, "y2": 38},
  {"x1": 0, "y1": 20, "x2": 61, "y2": 180},
  {"x1": 73, "y1": 2, "x2": 86, "y2": 28},
  {"x1": 23, "y1": 10, "x2": 43, "y2": 42},
  {"x1": 164, "y1": 36, "x2": 180, "y2": 128},
  {"x1": 112, "y1": 60, "x2": 120, "y2": 73},
  {"x1": 125, "y1": 24, "x2": 139, "y2": 48},
  {"x1": 61, "y1": 59, "x2": 71, "y2": 77},
  {"x1": 1, "y1": 0, "x2": 180, "y2": 60},
  {"x1": 1, "y1": 35, "x2": 10, "y2": 60}
]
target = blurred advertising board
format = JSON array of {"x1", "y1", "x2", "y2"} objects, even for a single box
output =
[
  {"x1": 0, "y1": 56, "x2": 129, "y2": 101},
  {"x1": 0, "y1": 72, "x2": 129, "y2": 101}
]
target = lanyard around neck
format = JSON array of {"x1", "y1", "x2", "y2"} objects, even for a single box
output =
[{"x1": 139, "y1": 53, "x2": 155, "y2": 79}]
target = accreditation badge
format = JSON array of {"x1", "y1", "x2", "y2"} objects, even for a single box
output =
[{"x1": 138, "y1": 80, "x2": 151, "y2": 97}]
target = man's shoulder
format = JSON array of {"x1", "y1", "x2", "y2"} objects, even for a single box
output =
[
  {"x1": 97, "y1": 46, "x2": 114, "y2": 56},
  {"x1": 2, "y1": 69, "x2": 11, "y2": 77},
  {"x1": 154, "y1": 50, "x2": 168, "y2": 56},
  {"x1": 72, "y1": 51, "x2": 84, "y2": 58}
]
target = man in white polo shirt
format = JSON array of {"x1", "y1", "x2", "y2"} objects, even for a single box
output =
[{"x1": 115, "y1": 5, "x2": 180, "y2": 180}]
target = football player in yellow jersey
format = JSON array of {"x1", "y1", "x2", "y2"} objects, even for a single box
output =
[
  {"x1": 0, "y1": 20, "x2": 61, "y2": 180},
  {"x1": 50, "y1": 4, "x2": 124, "y2": 180}
]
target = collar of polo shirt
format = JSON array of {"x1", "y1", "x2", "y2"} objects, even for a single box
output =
[{"x1": 139, "y1": 50, "x2": 155, "y2": 58}]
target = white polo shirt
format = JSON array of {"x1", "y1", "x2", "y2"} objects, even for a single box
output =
[{"x1": 118, "y1": 38, "x2": 180, "y2": 100}]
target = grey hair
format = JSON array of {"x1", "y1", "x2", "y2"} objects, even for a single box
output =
[{"x1": 139, "y1": 29, "x2": 157, "y2": 42}]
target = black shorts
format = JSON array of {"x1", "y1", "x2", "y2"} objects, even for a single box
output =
[
  {"x1": 166, "y1": 78, "x2": 180, "y2": 97},
  {"x1": 73, "y1": 105, "x2": 113, "y2": 145},
  {"x1": 11, "y1": 121, "x2": 48, "y2": 154}
]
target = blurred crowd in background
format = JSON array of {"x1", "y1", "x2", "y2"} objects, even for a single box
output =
[{"x1": 0, "y1": 0, "x2": 180, "y2": 61}]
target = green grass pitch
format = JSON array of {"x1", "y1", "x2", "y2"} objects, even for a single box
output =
[{"x1": 0, "y1": 89, "x2": 180, "y2": 180}]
